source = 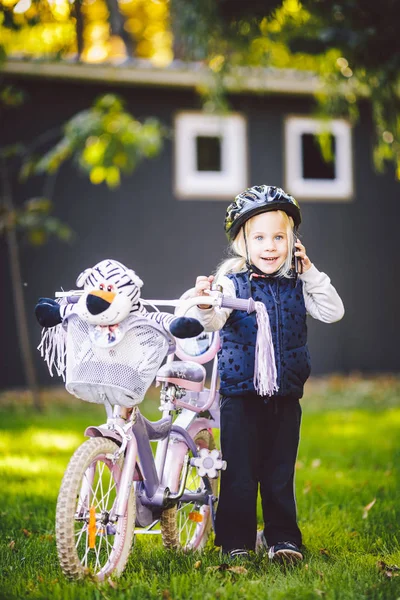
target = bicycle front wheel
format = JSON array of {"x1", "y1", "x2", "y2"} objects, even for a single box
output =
[
  {"x1": 56, "y1": 437, "x2": 136, "y2": 581},
  {"x1": 160, "y1": 429, "x2": 218, "y2": 551}
]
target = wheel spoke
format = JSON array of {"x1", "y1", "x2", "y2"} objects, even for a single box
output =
[
  {"x1": 97, "y1": 463, "x2": 105, "y2": 510},
  {"x1": 91, "y1": 466, "x2": 104, "y2": 509},
  {"x1": 179, "y1": 509, "x2": 191, "y2": 539},
  {"x1": 103, "y1": 534, "x2": 114, "y2": 551},
  {"x1": 82, "y1": 472, "x2": 101, "y2": 512},
  {"x1": 103, "y1": 477, "x2": 117, "y2": 510},
  {"x1": 75, "y1": 523, "x2": 87, "y2": 548},
  {"x1": 83, "y1": 529, "x2": 90, "y2": 567},
  {"x1": 94, "y1": 528, "x2": 107, "y2": 571}
]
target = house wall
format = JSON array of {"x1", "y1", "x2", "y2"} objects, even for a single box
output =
[{"x1": 1, "y1": 75, "x2": 399, "y2": 389}]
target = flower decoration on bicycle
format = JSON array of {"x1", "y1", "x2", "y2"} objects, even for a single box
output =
[{"x1": 35, "y1": 259, "x2": 203, "y2": 408}]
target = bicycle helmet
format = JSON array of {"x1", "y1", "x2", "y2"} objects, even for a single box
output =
[{"x1": 224, "y1": 185, "x2": 301, "y2": 241}]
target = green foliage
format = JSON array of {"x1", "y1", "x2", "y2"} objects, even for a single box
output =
[
  {"x1": 0, "y1": 92, "x2": 164, "y2": 254},
  {"x1": 172, "y1": 0, "x2": 400, "y2": 179},
  {"x1": 0, "y1": 84, "x2": 26, "y2": 119},
  {"x1": 0, "y1": 196, "x2": 73, "y2": 245},
  {"x1": 35, "y1": 93, "x2": 164, "y2": 188},
  {"x1": 18, "y1": 197, "x2": 73, "y2": 245},
  {"x1": 1, "y1": 377, "x2": 400, "y2": 598},
  {"x1": 0, "y1": 83, "x2": 25, "y2": 108}
]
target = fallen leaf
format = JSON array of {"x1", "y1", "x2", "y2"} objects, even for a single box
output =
[
  {"x1": 8, "y1": 540, "x2": 15, "y2": 550},
  {"x1": 22, "y1": 529, "x2": 31, "y2": 537},
  {"x1": 207, "y1": 565, "x2": 224, "y2": 572},
  {"x1": 312, "y1": 459, "x2": 321, "y2": 468},
  {"x1": 377, "y1": 560, "x2": 400, "y2": 578},
  {"x1": 319, "y1": 548, "x2": 330, "y2": 557},
  {"x1": 314, "y1": 589, "x2": 326, "y2": 597},
  {"x1": 362, "y1": 498, "x2": 376, "y2": 519},
  {"x1": 228, "y1": 566, "x2": 248, "y2": 575},
  {"x1": 194, "y1": 560, "x2": 202, "y2": 569},
  {"x1": 162, "y1": 590, "x2": 172, "y2": 600},
  {"x1": 206, "y1": 564, "x2": 247, "y2": 575}
]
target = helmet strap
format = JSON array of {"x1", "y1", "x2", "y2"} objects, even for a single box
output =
[{"x1": 243, "y1": 225, "x2": 250, "y2": 264}]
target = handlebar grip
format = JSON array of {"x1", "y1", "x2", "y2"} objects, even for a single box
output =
[
  {"x1": 55, "y1": 290, "x2": 83, "y2": 302},
  {"x1": 220, "y1": 297, "x2": 256, "y2": 312}
]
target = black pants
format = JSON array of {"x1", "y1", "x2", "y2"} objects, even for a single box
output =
[{"x1": 215, "y1": 394, "x2": 302, "y2": 552}]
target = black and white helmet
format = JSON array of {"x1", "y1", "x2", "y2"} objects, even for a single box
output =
[{"x1": 224, "y1": 185, "x2": 301, "y2": 241}]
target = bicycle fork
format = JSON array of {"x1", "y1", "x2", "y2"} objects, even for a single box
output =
[{"x1": 114, "y1": 434, "x2": 138, "y2": 519}]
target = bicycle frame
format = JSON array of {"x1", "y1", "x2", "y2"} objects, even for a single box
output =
[
  {"x1": 51, "y1": 287, "x2": 264, "y2": 578},
  {"x1": 83, "y1": 326, "x2": 221, "y2": 535},
  {"x1": 61, "y1": 291, "x2": 251, "y2": 541}
]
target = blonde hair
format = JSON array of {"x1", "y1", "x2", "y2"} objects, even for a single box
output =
[{"x1": 215, "y1": 210, "x2": 296, "y2": 282}]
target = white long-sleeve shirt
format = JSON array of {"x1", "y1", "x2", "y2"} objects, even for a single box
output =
[{"x1": 186, "y1": 264, "x2": 345, "y2": 332}]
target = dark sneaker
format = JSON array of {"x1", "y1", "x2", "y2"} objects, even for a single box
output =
[
  {"x1": 227, "y1": 548, "x2": 250, "y2": 560},
  {"x1": 268, "y1": 541, "x2": 303, "y2": 563}
]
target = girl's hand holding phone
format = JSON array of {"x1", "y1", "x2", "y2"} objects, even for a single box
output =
[{"x1": 294, "y1": 240, "x2": 312, "y2": 273}]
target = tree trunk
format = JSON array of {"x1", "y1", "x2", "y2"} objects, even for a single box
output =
[
  {"x1": 74, "y1": 0, "x2": 84, "y2": 59},
  {"x1": 104, "y1": 0, "x2": 135, "y2": 58},
  {"x1": 0, "y1": 157, "x2": 42, "y2": 411}
]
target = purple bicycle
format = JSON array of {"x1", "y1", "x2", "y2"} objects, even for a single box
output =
[{"x1": 51, "y1": 291, "x2": 257, "y2": 580}]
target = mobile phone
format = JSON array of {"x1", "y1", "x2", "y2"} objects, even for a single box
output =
[{"x1": 293, "y1": 234, "x2": 302, "y2": 275}]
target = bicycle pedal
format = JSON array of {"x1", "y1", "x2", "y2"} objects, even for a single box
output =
[
  {"x1": 190, "y1": 449, "x2": 227, "y2": 479},
  {"x1": 106, "y1": 524, "x2": 117, "y2": 535},
  {"x1": 97, "y1": 524, "x2": 117, "y2": 536}
]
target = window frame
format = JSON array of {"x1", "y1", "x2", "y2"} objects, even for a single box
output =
[
  {"x1": 174, "y1": 111, "x2": 248, "y2": 200},
  {"x1": 284, "y1": 115, "x2": 354, "y2": 201}
]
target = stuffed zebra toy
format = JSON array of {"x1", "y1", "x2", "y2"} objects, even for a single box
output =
[{"x1": 35, "y1": 259, "x2": 203, "y2": 380}]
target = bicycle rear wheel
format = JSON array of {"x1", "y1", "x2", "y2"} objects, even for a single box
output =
[
  {"x1": 160, "y1": 429, "x2": 218, "y2": 551},
  {"x1": 56, "y1": 437, "x2": 136, "y2": 580}
]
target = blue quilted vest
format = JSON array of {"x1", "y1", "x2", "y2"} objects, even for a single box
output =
[{"x1": 218, "y1": 271, "x2": 311, "y2": 399}]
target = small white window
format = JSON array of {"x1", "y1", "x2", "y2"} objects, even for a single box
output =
[
  {"x1": 174, "y1": 112, "x2": 248, "y2": 199},
  {"x1": 285, "y1": 116, "x2": 353, "y2": 201}
]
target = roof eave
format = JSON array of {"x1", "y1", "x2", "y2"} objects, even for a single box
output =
[{"x1": 2, "y1": 58, "x2": 321, "y2": 96}]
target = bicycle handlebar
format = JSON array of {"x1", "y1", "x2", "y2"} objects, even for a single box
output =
[
  {"x1": 53, "y1": 290, "x2": 255, "y2": 415},
  {"x1": 55, "y1": 291, "x2": 82, "y2": 302},
  {"x1": 55, "y1": 291, "x2": 257, "y2": 314},
  {"x1": 175, "y1": 294, "x2": 257, "y2": 316}
]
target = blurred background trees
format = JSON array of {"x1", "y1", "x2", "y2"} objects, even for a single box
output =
[
  {"x1": 1, "y1": 0, "x2": 398, "y2": 176},
  {"x1": 0, "y1": 0, "x2": 172, "y2": 65}
]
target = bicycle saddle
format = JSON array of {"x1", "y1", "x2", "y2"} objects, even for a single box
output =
[{"x1": 156, "y1": 361, "x2": 206, "y2": 392}]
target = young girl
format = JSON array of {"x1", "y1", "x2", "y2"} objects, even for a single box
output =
[{"x1": 189, "y1": 185, "x2": 344, "y2": 563}]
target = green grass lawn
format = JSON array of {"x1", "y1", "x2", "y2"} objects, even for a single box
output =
[{"x1": 1, "y1": 376, "x2": 400, "y2": 600}]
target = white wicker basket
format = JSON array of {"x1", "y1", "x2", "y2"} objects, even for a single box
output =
[{"x1": 65, "y1": 315, "x2": 169, "y2": 407}]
